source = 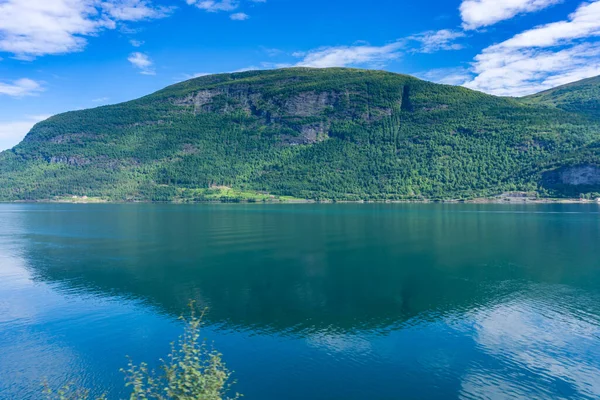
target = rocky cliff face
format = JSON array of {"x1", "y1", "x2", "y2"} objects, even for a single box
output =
[
  {"x1": 173, "y1": 87, "x2": 340, "y2": 144},
  {"x1": 542, "y1": 165, "x2": 600, "y2": 191},
  {"x1": 170, "y1": 83, "x2": 403, "y2": 145},
  {"x1": 174, "y1": 86, "x2": 339, "y2": 117},
  {"x1": 558, "y1": 166, "x2": 600, "y2": 185}
]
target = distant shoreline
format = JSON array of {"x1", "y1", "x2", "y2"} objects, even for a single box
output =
[{"x1": 5, "y1": 197, "x2": 600, "y2": 205}]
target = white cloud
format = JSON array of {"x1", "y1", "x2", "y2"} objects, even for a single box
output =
[
  {"x1": 409, "y1": 30, "x2": 466, "y2": 53},
  {"x1": 0, "y1": 0, "x2": 109, "y2": 59},
  {"x1": 0, "y1": 114, "x2": 52, "y2": 151},
  {"x1": 128, "y1": 52, "x2": 155, "y2": 75},
  {"x1": 496, "y1": 1, "x2": 600, "y2": 48},
  {"x1": 92, "y1": 96, "x2": 110, "y2": 103},
  {"x1": 466, "y1": 42, "x2": 600, "y2": 96},
  {"x1": 186, "y1": 0, "x2": 239, "y2": 12},
  {"x1": 101, "y1": 0, "x2": 174, "y2": 21},
  {"x1": 230, "y1": 12, "x2": 249, "y2": 20},
  {"x1": 129, "y1": 39, "x2": 144, "y2": 47},
  {"x1": 460, "y1": 0, "x2": 563, "y2": 30},
  {"x1": 127, "y1": 52, "x2": 156, "y2": 75},
  {"x1": 185, "y1": 0, "x2": 265, "y2": 13},
  {"x1": 465, "y1": 1, "x2": 600, "y2": 96},
  {"x1": 294, "y1": 42, "x2": 404, "y2": 68},
  {"x1": 0, "y1": 0, "x2": 170, "y2": 59},
  {"x1": 289, "y1": 29, "x2": 465, "y2": 69},
  {"x1": 0, "y1": 78, "x2": 44, "y2": 97}
]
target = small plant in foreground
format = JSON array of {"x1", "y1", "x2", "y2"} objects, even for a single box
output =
[
  {"x1": 44, "y1": 304, "x2": 240, "y2": 400},
  {"x1": 122, "y1": 303, "x2": 241, "y2": 400}
]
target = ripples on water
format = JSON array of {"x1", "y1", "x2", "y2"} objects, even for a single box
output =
[{"x1": 0, "y1": 204, "x2": 600, "y2": 399}]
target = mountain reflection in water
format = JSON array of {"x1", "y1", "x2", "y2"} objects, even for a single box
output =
[{"x1": 1, "y1": 204, "x2": 599, "y2": 399}]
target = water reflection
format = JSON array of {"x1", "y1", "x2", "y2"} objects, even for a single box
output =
[
  {"x1": 1, "y1": 204, "x2": 599, "y2": 399},
  {"x1": 19, "y1": 204, "x2": 600, "y2": 332},
  {"x1": 459, "y1": 291, "x2": 600, "y2": 399}
]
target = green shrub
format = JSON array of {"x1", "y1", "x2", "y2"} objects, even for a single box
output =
[{"x1": 44, "y1": 304, "x2": 240, "y2": 400}]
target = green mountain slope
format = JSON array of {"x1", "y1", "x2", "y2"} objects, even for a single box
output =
[
  {"x1": 523, "y1": 75, "x2": 600, "y2": 121},
  {"x1": 1, "y1": 67, "x2": 600, "y2": 202}
]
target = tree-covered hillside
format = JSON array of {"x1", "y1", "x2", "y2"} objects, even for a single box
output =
[
  {"x1": 523, "y1": 76, "x2": 600, "y2": 121},
  {"x1": 1, "y1": 68, "x2": 600, "y2": 202}
]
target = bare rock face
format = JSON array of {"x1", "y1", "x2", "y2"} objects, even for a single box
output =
[
  {"x1": 283, "y1": 123, "x2": 329, "y2": 145},
  {"x1": 173, "y1": 88, "x2": 341, "y2": 145},
  {"x1": 173, "y1": 90, "x2": 216, "y2": 108},
  {"x1": 175, "y1": 88, "x2": 337, "y2": 117},
  {"x1": 192, "y1": 90, "x2": 218, "y2": 108},
  {"x1": 174, "y1": 88, "x2": 259, "y2": 113},
  {"x1": 557, "y1": 166, "x2": 600, "y2": 185},
  {"x1": 283, "y1": 92, "x2": 337, "y2": 117},
  {"x1": 543, "y1": 165, "x2": 600, "y2": 188}
]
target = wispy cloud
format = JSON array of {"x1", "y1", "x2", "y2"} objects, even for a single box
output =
[
  {"x1": 409, "y1": 30, "x2": 466, "y2": 53},
  {"x1": 460, "y1": 0, "x2": 563, "y2": 30},
  {"x1": 467, "y1": 43, "x2": 600, "y2": 96},
  {"x1": 128, "y1": 52, "x2": 155, "y2": 75},
  {"x1": 186, "y1": 0, "x2": 239, "y2": 12},
  {"x1": 493, "y1": 1, "x2": 600, "y2": 48},
  {"x1": 293, "y1": 42, "x2": 404, "y2": 68},
  {"x1": 0, "y1": 78, "x2": 44, "y2": 97},
  {"x1": 185, "y1": 0, "x2": 265, "y2": 15},
  {"x1": 465, "y1": 1, "x2": 600, "y2": 96},
  {"x1": 102, "y1": 0, "x2": 174, "y2": 21},
  {"x1": 130, "y1": 39, "x2": 145, "y2": 47},
  {"x1": 230, "y1": 12, "x2": 249, "y2": 20},
  {"x1": 290, "y1": 29, "x2": 465, "y2": 69},
  {"x1": 0, "y1": 0, "x2": 171, "y2": 59}
]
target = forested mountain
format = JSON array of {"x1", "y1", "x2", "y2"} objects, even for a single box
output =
[
  {"x1": 524, "y1": 76, "x2": 600, "y2": 121},
  {"x1": 524, "y1": 76, "x2": 600, "y2": 119},
  {"x1": 1, "y1": 68, "x2": 600, "y2": 202}
]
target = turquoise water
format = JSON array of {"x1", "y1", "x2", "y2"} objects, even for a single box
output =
[{"x1": 1, "y1": 204, "x2": 600, "y2": 399}]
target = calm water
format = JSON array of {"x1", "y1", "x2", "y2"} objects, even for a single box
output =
[{"x1": 1, "y1": 204, "x2": 600, "y2": 399}]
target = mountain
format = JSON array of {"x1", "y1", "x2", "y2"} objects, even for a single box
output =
[
  {"x1": 1, "y1": 68, "x2": 600, "y2": 202},
  {"x1": 524, "y1": 76, "x2": 600, "y2": 121}
]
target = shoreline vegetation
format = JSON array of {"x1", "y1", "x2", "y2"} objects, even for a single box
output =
[
  {"x1": 43, "y1": 305, "x2": 241, "y2": 400},
  {"x1": 5, "y1": 185, "x2": 600, "y2": 205},
  {"x1": 8, "y1": 192, "x2": 600, "y2": 205}
]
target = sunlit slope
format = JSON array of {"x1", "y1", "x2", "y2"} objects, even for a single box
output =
[
  {"x1": 1, "y1": 67, "x2": 600, "y2": 201},
  {"x1": 524, "y1": 75, "x2": 600, "y2": 121}
]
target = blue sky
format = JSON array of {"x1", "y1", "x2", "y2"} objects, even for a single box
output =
[{"x1": 0, "y1": 0, "x2": 599, "y2": 150}]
